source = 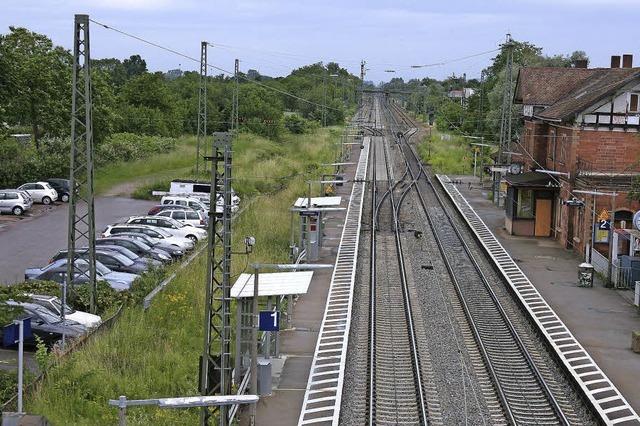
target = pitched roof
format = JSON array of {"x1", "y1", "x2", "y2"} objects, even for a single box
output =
[
  {"x1": 514, "y1": 66, "x2": 640, "y2": 122},
  {"x1": 514, "y1": 67, "x2": 593, "y2": 106},
  {"x1": 536, "y1": 68, "x2": 640, "y2": 121}
]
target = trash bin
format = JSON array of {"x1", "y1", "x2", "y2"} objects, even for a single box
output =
[
  {"x1": 578, "y1": 262, "x2": 594, "y2": 287},
  {"x1": 257, "y1": 359, "x2": 272, "y2": 396}
]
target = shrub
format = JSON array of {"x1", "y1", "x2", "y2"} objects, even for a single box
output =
[{"x1": 96, "y1": 133, "x2": 176, "y2": 166}]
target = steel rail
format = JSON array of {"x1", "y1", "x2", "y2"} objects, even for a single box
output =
[
  {"x1": 387, "y1": 101, "x2": 569, "y2": 425},
  {"x1": 367, "y1": 97, "x2": 429, "y2": 425}
]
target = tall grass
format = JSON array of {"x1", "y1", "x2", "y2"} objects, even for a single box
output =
[
  {"x1": 27, "y1": 127, "x2": 340, "y2": 425},
  {"x1": 94, "y1": 136, "x2": 197, "y2": 195},
  {"x1": 417, "y1": 130, "x2": 474, "y2": 175}
]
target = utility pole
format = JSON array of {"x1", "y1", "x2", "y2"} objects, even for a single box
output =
[
  {"x1": 360, "y1": 60, "x2": 366, "y2": 106},
  {"x1": 478, "y1": 70, "x2": 485, "y2": 185},
  {"x1": 231, "y1": 59, "x2": 239, "y2": 132},
  {"x1": 494, "y1": 33, "x2": 515, "y2": 206},
  {"x1": 196, "y1": 41, "x2": 208, "y2": 178},
  {"x1": 67, "y1": 14, "x2": 97, "y2": 315},
  {"x1": 322, "y1": 72, "x2": 327, "y2": 127},
  {"x1": 200, "y1": 132, "x2": 233, "y2": 425}
]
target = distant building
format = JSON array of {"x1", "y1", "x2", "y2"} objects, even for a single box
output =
[
  {"x1": 447, "y1": 88, "x2": 475, "y2": 105},
  {"x1": 165, "y1": 69, "x2": 183, "y2": 80},
  {"x1": 507, "y1": 54, "x2": 640, "y2": 277},
  {"x1": 247, "y1": 69, "x2": 260, "y2": 80}
]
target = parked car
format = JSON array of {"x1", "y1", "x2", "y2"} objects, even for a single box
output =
[
  {"x1": 25, "y1": 294, "x2": 101, "y2": 329},
  {"x1": 25, "y1": 258, "x2": 138, "y2": 291},
  {"x1": 46, "y1": 178, "x2": 71, "y2": 203},
  {"x1": 0, "y1": 189, "x2": 33, "y2": 215},
  {"x1": 96, "y1": 237, "x2": 173, "y2": 263},
  {"x1": 17, "y1": 181, "x2": 58, "y2": 205},
  {"x1": 102, "y1": 224, "x2": 195, "y2": 251},
  {"x1": 50, "y1": 248, "x2": 149, "y2": 275},
  {"x1": 155, "y1": 208, "x2": 207, "y2": 228},
  {"x1": 95, "y1": 244, "x2": 162, "y2": 268},
  {"x1": 2, "y1": 301, "x2": 86, "y2": 347},
  {"x1": 148, "y1": 204, "x2": 200, "y2": 216},
  {"x1": 124, "y1": 216, "x2": 207, "y2": 243},
  {"x1": 110, "y1": 233, "x2": 185, "y2": 259},
  {"x1": 160, "y1": 195, "x2": 209, "y2": 213}
]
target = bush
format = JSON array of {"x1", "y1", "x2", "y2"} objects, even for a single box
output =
[
  {"x1": 131, "y1": 179, "x2": 172, "y2": 200},
  {"x1": 96, "y1": 133, "x2": 176, "y2": 166},
  {"x1": 284, "y1": 114, "x2": 319, "y2": 134}
]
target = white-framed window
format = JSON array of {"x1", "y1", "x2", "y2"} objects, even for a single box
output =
[{"x1": 630, "y1": 93, "x2": 639, "y2": 112}]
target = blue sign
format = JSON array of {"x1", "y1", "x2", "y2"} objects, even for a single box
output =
[
  {"x1": 599, "y1": 220, "x2": 611, "y2": 230},
  {"x1": 2, "y1": 318, "x2": 32, "y2": 348},
  {"x1": 259, "y1": 311, "x2": 280, "y2": 332}
]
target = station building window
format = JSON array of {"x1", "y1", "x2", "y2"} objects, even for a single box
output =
[{"x1": 517, "y1": 189, "x2": 534, "y2": 219}]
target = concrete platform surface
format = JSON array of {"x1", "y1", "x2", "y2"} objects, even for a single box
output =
[
  {"x1": 239, "y1": 148, "x2": 359, "y2": 426},
  {"x1": 452, "y1": 175, "x2": 640, "y2": 414}
]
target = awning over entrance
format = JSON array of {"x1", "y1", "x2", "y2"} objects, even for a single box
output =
[{"x1": 504, "y1": 171, "x2": 560, "y2": 188}]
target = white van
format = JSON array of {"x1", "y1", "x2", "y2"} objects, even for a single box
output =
[{"x1": 160, "y1": 195, "x2": 208, "y2": 213}]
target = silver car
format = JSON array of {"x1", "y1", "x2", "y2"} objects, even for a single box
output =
[
  {"x1": 17, "y1": 181, "x2": 58, "y2": 205},
  {"x1": 0, "y1": 189, "x2": 33, "y2": 215}
]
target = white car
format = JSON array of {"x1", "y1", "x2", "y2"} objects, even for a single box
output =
[
  {"x1": 160, "y1": 195, "x2": 208, "y2": 213},
  {"x1": 27, "y1": 294, "x2": 102, "y2": 329},
  {"x1": 0, "y1": 189, "x2": 33, "y2": 215},
  {"x1": 102, "y1": 224, "x2": 195, "y2": 251},
  {"x1": 17, "y1": 181, "x2": 58, "y2": 205},
  {"x1": 125, "y1": 216, "x2": 208, "y2": 243},
  {"x1": 155, "y1": 209, "x2": 207, "y2": 228}
]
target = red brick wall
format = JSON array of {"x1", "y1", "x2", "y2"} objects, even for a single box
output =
[
  {"x1": 576, "y1": 129, "x2": 640, "y2": 172},
  {"x1": 519, "y1": 120, "x2": 548, "y2": 171}
]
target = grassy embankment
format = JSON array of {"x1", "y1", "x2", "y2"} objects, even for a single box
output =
[
  {"x1": 27, "y1": 127, "x2": 342, "y2": 425},
  {"x1": 94, "y1": 136, "x2": 198, "y2": 196},
  {"x1": 418, "y1": 128, "x2": 483, "y2": 175}
]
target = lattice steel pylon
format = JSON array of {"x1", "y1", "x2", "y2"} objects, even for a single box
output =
[
  {"x1": 494, "y1": 33, "x2": 515, "y2": 205},
  {"x1": 231, "y1": 59, "x2": 239, "y2": 132},
  {"x1": 200, "y1": 132, "x2": 233, "y2": 426},
  {"x1": 196, "y1": 41, "x2": 208, "y2": 178},
  {"x1": 66, "y1": 14, "x2": 97, "y2": 314}
]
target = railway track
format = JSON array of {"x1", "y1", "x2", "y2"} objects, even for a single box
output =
[
  {"x1": 366, "y1": 98, "x2": 430, "y2": 425},
  {"x1": 386, "y1": 100, "x2": 572, "y2": 425}
]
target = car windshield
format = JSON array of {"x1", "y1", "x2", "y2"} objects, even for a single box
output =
[
  {"x1": 154, "y1": 227, "x2": 172, "y2": 237},
  {"x1": 30, "y1": 305, "x2": 63, "y2": 324},
  {"x1": 73, "y1": 259, "x2": 111, "y2": 276},
  {"x1": 50, "y1": 299, "x2": 75, "y2": 315},
  {"x1": 106, "y1": 246, "x2": 137, "y2": 260},
  {"x1": 106, "y1": 252, "x2": 134, "y2": 266}
]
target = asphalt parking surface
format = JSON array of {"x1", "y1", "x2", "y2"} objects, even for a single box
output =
[{"x1": 0, "y1": 197, "x2": 157, "y2": 285}]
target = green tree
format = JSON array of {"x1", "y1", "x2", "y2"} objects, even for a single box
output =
[
  {"x1": 123, "y1": 54, "x2": 147, "y2": 78},
  {"x1": 0, "y1": 27, "x2": 71, "y2": 147}
]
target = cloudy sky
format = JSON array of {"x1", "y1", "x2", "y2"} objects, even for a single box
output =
[{"x1": 2, "y1": 0, "x2": 636, "y2": 82}]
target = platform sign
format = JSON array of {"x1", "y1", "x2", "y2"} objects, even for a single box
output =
[
  {"x1": 259, "y1": 311, "x2": 280, "y2": 332},
  {"x1": 2, "y1": 318, "x2": 32, "y2": 347}
]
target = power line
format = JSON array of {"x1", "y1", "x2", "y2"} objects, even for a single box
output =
[{"x1": 89, "y1": 18, "x2": 344, "y2": 113}]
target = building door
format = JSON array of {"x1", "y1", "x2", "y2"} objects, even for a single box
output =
[{"x1": 535, "y1": 199, "x2": 552, "y2": 237}]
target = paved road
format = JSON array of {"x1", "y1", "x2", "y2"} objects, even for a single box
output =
[{"x1": 0, "y1": 197, "x2": 156, "y2": 285}]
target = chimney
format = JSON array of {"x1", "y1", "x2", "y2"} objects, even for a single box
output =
[
  {"x1": 623, "y1": 54, "x2": 633, "y2": 68},
  {"x1": 573, "y1": 59, "x2": 588, "y2": 69},
  {"x1": 611, "y1": 55, "x2": 621, "y2": 68}
]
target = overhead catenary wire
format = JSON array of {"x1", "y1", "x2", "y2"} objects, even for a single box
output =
[{"x1": 88, "y1": 18, "x2": 344, "y2": 113}]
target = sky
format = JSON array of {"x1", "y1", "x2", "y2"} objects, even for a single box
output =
[{"x1": 2, "y1": 0, "x2": 638, "y2": 83}]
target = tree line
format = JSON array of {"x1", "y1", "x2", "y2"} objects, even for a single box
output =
[
  {"x1": 382, "y1": 42, "x2": 589, "y2": 144},
  {"x1": 0, "y1": 26, "x2": 361, "y2": 187}
]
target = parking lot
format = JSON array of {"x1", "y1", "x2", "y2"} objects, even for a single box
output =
[{"x1": 0, "y1": 196, "x2": 156, "y2": 285}]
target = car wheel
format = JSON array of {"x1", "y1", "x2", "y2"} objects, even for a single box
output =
[
  {"x1": 187, "y1": 235, "x2": 198, "y2": 243},
  {"x1": 12, "y1": 206, "x2": 23, "y2": 216},
  {"x1": 42, "y1": 196, "x2": 51, "y2": 205},
  {"x1": 61, "y1": 193, "x2": 69, "y2": 202}
]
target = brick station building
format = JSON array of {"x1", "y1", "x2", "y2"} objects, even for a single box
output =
[{"x1": 506, "y1": 54, "x2": 640, "y2": 263}]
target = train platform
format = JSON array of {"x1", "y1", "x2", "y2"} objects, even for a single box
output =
[
  {"x1": 240, "y1": 141, "x2": 366, "y2": 426},
  {"x1": 450, "y1": 175, "x2": 640, "y2": 414}
]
